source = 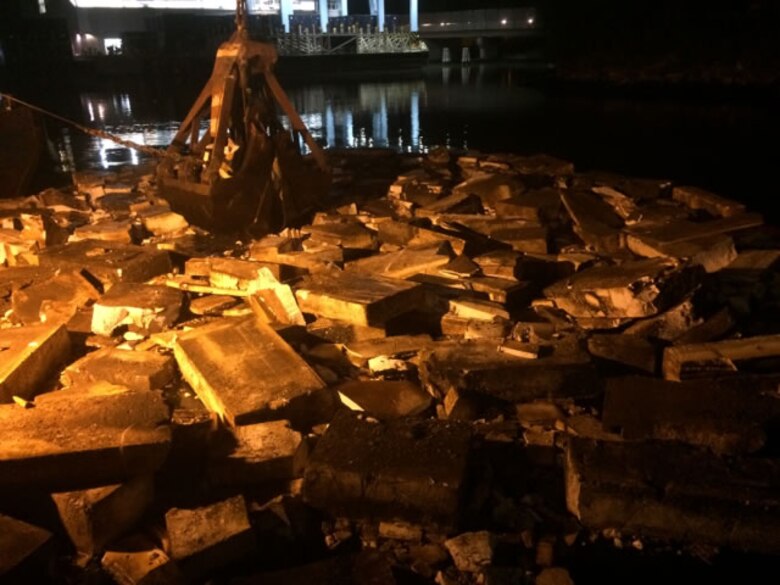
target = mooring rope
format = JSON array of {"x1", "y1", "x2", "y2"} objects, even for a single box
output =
[{"x1": 0, "y1": 92, "x2": 191, "y2": 163}]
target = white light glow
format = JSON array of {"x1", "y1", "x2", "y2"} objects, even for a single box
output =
[
  {"x1": 527, "y1": 17, "x2": 535, "y2": 25},
  {"x1": 501, "y1": 18, "x2": 508, "y2": 26},
  {"x1": 70, "y1": 0, "x2": 315, "y2": 10}
]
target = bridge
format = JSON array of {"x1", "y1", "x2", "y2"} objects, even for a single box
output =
[{"x1": 281, "y1": 6, "x2": 541, "y2": 62}]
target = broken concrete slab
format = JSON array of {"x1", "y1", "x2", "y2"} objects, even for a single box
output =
[
  {"x1": 412, "y1": 273, "x2": 531, "y2": 306},
  {"x1": 0, "y1": 384, "x2": 170, "y2": 490},
  {"x1": 673, "y1": 307, "x2": 735, "y2": 345},
  {"x1": 420, "y1": 340, "x2": 599, "y2": 403},
  {"x1": 303, "y1": 411, "x2": 472, "y2": 528},
  {"x1": 188, "y1": 294, "x2": 241, "y2": 316},
  {"x1": 564, "y1": 437, "x2": 780, "y2": 554},
  {"x1": 672, "y1": 185, "x2": 746, "y2": 218},
  {"x1": 625, "y1": 213, "x2": 764, "y2": 251},
  {"x1": 603, "y1": 375, "x2": 780, "y2": 454},
  {"x1": 444, "y1": 531, "x2": 496, "y2": 573},
  {"x1": 0, "y1": 514, "x2": 53, "y2": 581},
  {"x1": 440, "y1": 313, "x2": 512, "y2": 340},
  {"x1": 561, "y1": 190, "x2": 624, "y2": 253},
  {"x1": 449, "y1": 298, "x2": 510, "y2": 322},
  {"x1": 11, "y1": 270, "x2": 100, "y2": 325},
  {"x1": 60, "y1": 347, "x2": 175, "y2": 392},
  {"x1": 343, "y1": 334, "x2": 432, "y2": 367},
  {"x1": 91, "y1": 283, "x2": 183, "y2": 337},
  {"x1": 173, "y1": 316, "x2": 326, "y2": 427},
  {"x1": 663, "y1": 334, "x2": 780, "y2": 381},
  {"x1": 101, "y1": 535, "x2": 184, "y2": 585},
  {"x1": 493, "y1": 188, "x2": 562, "y2": 223},
  {"x1": 71, "y1": 219, "x2": 132, "y2": 244},
  {"x1": 38, "y1": 240, "x2": 172, "y2": 289},
  {"x1": 623, "y1": 298, "x2": 701, "y2": 342},
  {"x1": 0, "y1": 228, "x2": 40, "y2": 267},
  {"x1": 345, "y1": 242, "x2": 453, "y2": 280},
  {"x1": 336, "y1": 380, "x2": 432, "y2": 419},
  {"x1": 306, "y1": 317, "x2": 387, "y2": 344},
  {"x1": 166, "y1": 495, "x2": 255, "y2": 579},
  {"x1": 376, "y1": 220, "x2": 471, "y2": 256},
  {"x1": 302, "y1": 221, "x2": 378, "y2": 250},
  {"x1": 544, "y1": 258, "x2": 702, "y2": 320},
  {"x1": 471, "y1": 250, "x2": 521, "y2": 281},
  {"x1": 295, "y1": 271, "x2": 423, "y2": 327},
  {"x1": 52, "y1": 475, "x2": 154, "y2": 557},
  {"x1": 452, "y1": 173, "x2": 523, "y2": 206},
  {"x1": 208, "y1": 420, "x2": 306, "y2": 485},
  {"x1": 0, "y1": 323, "x2": 71, "y2": 403},
  {"x1": 138, "y1": 207, "x2": 189, "y2": 236},
  {"x1": 628, "y1": 231, "x2": 737, "y2": 274},
  {"x1": 586, "y1": 333, "x2": 657, "y2": 374}
]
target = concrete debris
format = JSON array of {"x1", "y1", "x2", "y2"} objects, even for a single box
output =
[
  {"x1": 11, "y1": 269, "x2": 99, "y2": 325},
  {"x1": 0, "y1": 383, "x2": 170, "y2": 489},
  {"x1": 0, "y1": 322, "x2": 71, "y2": 402},
  {"x1": 444, "y1": 531, "x2": 496, "y2": 573},
  {"x1": 564, "y1": 437, "x2": 780, "y2": 554},
  {"x1": 336, "y1": 379, "x2": 432, "y2": 418},
  {"x1": 173, "y1": 316, "x2": 326, "y2": 426},
  {"x1": 165, "y1": 495, "x2": 256, "y2": 579},
  {"x1": 91, "y1": 283, "x2": 183, "y2": 337},
  {"x1": 101, "y1": 535, "x2": 184, "y2": 585},
  {"x1": 303, "y1": 411, "x2": 472, "y2": 528},
  {"x1": 295, "y1": 271, "x2": 423, "y2": 327},
  {"x1": 0, "y1": 149, "x2": 778, "y2": 580},
  {"x1": 663, "y1": 334, "x2": 780, "y2": 381},
  {"x1": 0, "y1": 514, "x2": 53, "y2": 581},
  {"x1": 52, "y1": 475, "x2": 154, "y2": 557},
  {"x1": 208, "y1": 420, "x2": 307, "y2": 485},
  {"x1": 60, "y1": 347, "x2": 175, "y2": 391}
]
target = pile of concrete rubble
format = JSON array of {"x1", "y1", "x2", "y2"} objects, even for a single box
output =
[{"x1": 1, "y1": 147, "x2": 779, "y2": 584}]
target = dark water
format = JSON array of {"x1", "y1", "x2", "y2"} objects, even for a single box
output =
[{"x1": 36, "y1": 64, "x2": 779, "y2": 218}]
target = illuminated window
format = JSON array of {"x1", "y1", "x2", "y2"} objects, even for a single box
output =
[{"x1": 104, "y1": 38, "x2": 122, "y2": 54}]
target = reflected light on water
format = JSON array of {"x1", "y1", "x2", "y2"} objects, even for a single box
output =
[{"x1": 63, "y1": 68, "x2": 528, "y2": 171}]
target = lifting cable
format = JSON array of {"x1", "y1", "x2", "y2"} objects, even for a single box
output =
[{"x1": 0, "y1": 92, "x2": 193, "y2": 163}]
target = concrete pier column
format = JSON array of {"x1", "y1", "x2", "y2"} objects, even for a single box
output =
[
  {"x1": 318, "y1": 0, "x2": 328, "y2": 32},
  {"x1": 280, "y1": 0, "x2": 293, "y2": 33},
  {"x1": 410, "y1": 90, "x2": 420, "y2": 151},
  {"x1": 341, "y1": 0, "x2": 349, "y2": 16},
  {"x1": 410, "y1": 0, "x2": 418, "y2": 32},
  {"x1": 325, "y1": 103, "x2": 336, "y2": 148},
  {"x1": 442, "y1": 47, "x2": 451, "y2": 64},
  {"x1": 377, "y1": 0, "x2": 385, "y2": 32},
  {"x1": 461, "y1": 47, "x2": 471, "y2": 63},
  {"x1": 369, "y1": 0, "x2": 377, "y2": 16}
]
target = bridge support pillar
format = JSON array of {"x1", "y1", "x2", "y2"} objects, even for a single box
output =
[
  {"x1": 280, "y1": 0, "x2": 293, "y2": 33},
  {"x1": 410, "y1": 0, "x2": 418, "y2": 32},
  {"x1": 378, "y1": 0, "x2": 385, "y2": 32},
  {"x1": 341, "y1": 0, "x2": 348, "y2": 16},
  {"x1": 318, "y1": 0, "x2": 328, "y2": 32},
  {"x1": 477, "y1": 37, "x2": 500, "y2": 61}
]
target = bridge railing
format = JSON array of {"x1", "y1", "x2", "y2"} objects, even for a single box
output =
[{"x1": 418, "y1": 8, "x2": 538, "y2": 34}]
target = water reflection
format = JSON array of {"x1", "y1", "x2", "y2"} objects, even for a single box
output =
[
  {"x1": 62, "y1": 73, "x2": 486, "y2": 170},
  {"x1": 36, "y1": 65, "x2": 780, "y2": 220}
]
